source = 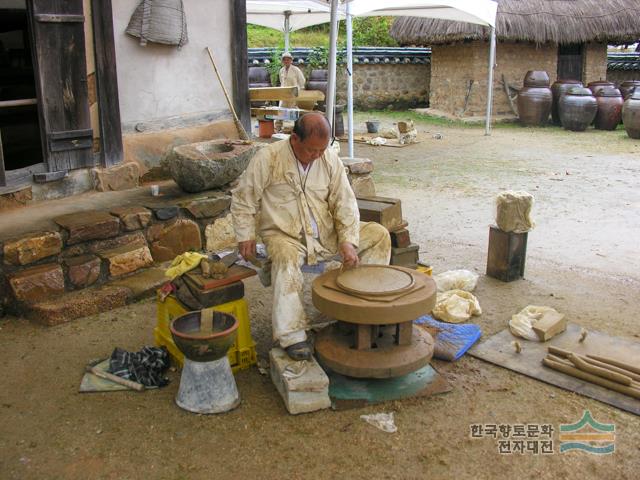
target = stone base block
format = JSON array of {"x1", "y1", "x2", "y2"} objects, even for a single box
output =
[
  {"x1": 349, "y1": 174, "x2": 376, "y2": 197},
  {"x1": 92, "y1": 162, "x2": 140, "y2": 192},
  {"x1": 269, "y1": 348, "x2": 331, "y2": 415}
]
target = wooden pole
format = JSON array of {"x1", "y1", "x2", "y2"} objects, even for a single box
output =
[{"x1": 206, "y1": 47, "x2": 250, "y2": 141}]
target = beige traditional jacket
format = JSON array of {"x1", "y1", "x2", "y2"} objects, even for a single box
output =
[
  {"x1": 279, "y1": 65, "x2": 306, "y2": 108},
  {"x1": 231, "y1": 139, "x2": 359, "y2": 265}
]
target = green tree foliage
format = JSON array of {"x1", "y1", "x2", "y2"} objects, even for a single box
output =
[
  {"x1": 247, "y1": 17, "x2": 398, "y2": 48},
  {"x1": 351, "y1": 17, "x2": 398, "y2": 47}
]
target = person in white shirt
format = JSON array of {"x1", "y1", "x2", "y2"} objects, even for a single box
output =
[{"x1": 231, "y1": 113, "x2": 391, "y2": 360}]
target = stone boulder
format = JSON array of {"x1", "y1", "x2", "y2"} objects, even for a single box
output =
[{"x1": 166, "y1": 140, "x2": 262, "y2": 193}]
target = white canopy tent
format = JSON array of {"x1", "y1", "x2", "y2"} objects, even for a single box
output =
[
  {"x1": 317, "y1": 0, "x2": 499, "y2": 155},
  {"x1": 246, "y1": 0, "x2": 344, "y2": 52}
]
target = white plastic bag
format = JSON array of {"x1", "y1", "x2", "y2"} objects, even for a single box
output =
[
  {"x1": 434, "y1": 269, "x2": 479, "y2": 292},
  {"x1": 495, "y1": 191, "x2": 535, "y2": 233},
  {"x1": 360, "y1": 412, "x2": 397, "y2": 433},
  {"x1": 509, "y1": 305, "x2": 563, "y2": 341},
  {"x1": 432, "y1": 290, "x2": 482, "y2": 324}
]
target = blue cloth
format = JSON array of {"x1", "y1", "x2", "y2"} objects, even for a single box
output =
[{"x1": 414, "y1": 315, "x2": 482, "y2": 361}]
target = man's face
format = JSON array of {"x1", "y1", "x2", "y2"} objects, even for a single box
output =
[
  {"x1": 282, "y1": 57, "x2": 293, "y2": 68},
  {"x1": 291, "y1": 133, "x2": 329, "y2": 165}
]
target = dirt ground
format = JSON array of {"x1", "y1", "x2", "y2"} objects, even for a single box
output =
[{"x1": 1, "y1": 117, "x2": 640, "y2": 479}]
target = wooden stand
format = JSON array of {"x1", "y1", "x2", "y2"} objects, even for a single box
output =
[{"x1": 486, "y1": 225, "x2": 528, "y2": 282}]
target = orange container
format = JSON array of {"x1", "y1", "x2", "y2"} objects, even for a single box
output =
[{"x1": 258, "y1": 119, "x2": 274, "y2": 138}]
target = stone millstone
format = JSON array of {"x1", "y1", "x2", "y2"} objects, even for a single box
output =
[{"x1": 167, "y1": 140, "x2": 262, "y2": 193}]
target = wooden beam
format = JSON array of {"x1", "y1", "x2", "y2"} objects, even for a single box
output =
[
  {"x1": 0, "y1": 130, "x2": 6, "y2": 187},
  {"x1": 91, "y1": 0, "x2": 124, "y2": 167},
  {"x1": 249, "y1": 86, "x2": 299, "y2": 101},
  {"x1": 230, "y1": 0, "x2": 251, "y2": 135}
]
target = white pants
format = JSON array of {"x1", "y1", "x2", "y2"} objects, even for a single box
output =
[{"x1": 263, "y1": 222, "x2": 391, "y2": 348}]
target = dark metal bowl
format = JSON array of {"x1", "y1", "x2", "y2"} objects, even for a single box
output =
[{"x1": 170, "y1": 310, "x2": 238, "y2": 362}]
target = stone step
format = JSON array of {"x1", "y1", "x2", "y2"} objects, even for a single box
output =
[
  {"x1": 26, "y1": 266, "x2": 168, "y2": 326},
  {"x1": 98, "y1": 243, "x2": 154, "y2": 278}
]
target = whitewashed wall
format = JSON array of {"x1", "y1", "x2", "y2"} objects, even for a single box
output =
[{"x1": 112, "y1": 0, "x2": 233, "y2": 126}]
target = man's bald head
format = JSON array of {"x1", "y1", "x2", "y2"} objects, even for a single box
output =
[{"x1": 292, "y1": 113, "x2": 331, "y2": 142}]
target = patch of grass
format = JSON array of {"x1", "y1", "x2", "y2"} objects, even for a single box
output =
[
  {"x1": 248, "y1": 24, "x2": 344, "y2": 48},
  {"x1": 354, "y1": 110, "x2": 476, "y2": 129}
]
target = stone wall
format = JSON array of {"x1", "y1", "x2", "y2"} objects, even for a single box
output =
[
  {"x1": 0, "y1": 188, "x2": 235, "y2": 324},
  {"x1": 336, "y1": 63, "x2": 430, "y2": 110},
  {"x1": 607, "y1": 70, "x2": 640, "y2": 83},
  {"x1": 430, "y1": 41, "x2": 609, "y2": 117}
]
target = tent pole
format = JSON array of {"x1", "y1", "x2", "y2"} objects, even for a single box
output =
[
  {"x1": 325, "y1": 0, "x2": 339, "y2": 131},
  {"x1": 484, "y1": 26, "x2": 496, "y2": 136},
  {"x1": 346, "y1": 2, "x2": 354, "y2": 157},
  {"x1": 284, "y1": 11, "x2": 291, "y2": 52}
]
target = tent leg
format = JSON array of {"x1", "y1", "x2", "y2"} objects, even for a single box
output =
[
  {"x1": 346, "y1": 5, "x2": 354, "y2": 157},
  {"x1": 325, "y1": 0, "x2": 339, "y2": 132},
  {"x1": 484, "y1": 26, "x2": 496, "y2": 136},
  {"x1": 284, "y1": 12, "x2": 290, "y2": 52}
]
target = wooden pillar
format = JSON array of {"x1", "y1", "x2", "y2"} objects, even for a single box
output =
[
  {"x1": 91, "y1": 0, "x2": 123, "y2": 167},
  {"x1": 230, "y1": 0, "x2": 251, "y2": 135}
]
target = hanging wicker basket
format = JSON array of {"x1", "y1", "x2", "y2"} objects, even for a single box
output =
[{"x1": 126, "y1": 0, "x2": 188, "y2": 48}]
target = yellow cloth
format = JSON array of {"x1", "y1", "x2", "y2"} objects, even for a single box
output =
[
  {"x1": 231, "y1": 139, "x2": 360, "y2": 265},
  {"x1": 164, "y1": 252, "x2": 207, "y2": 280}
]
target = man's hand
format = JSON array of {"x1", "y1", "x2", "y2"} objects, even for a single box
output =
[
  {"x1": 239, "y1": 240, "x2": 256, "y2": 260},
  {"x1": 339, "y1": 242, "x2": 359, "y2": 269}
]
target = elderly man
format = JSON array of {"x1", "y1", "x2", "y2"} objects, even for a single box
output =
[
  {"x1": 231, "y1": 113, "x2": 391, "y2": 361},
  {"x1": 279, "y1": 52, "x2": 306, "y2": 109}
]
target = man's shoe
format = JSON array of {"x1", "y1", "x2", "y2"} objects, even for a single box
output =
[{"x1": 284, "y1": 341, "x2": 312, "y2": 361}]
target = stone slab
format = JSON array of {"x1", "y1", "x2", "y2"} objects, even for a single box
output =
[
  {"x1": 349, "y1": 174, "x2": 376, "y2": 197},
  {"x1": 93, "y1": 162, "x2": 140, "y2": 192},
  {"x1": 183, "y1": 196, "x2": 231, "y2": 219},
  {"x1": 54, "y1": 211, "x2": 120, "y2": 245},
  {"x1": 99, "y1": 243, "x2": 154, "y2": 277},
  {"x1": 3, "y1": 231, "x2": 63, "y2": 266},
  {"x1": 269, "y1": 348, "x2": 331, "y2": 415},
  {"x1": 341, "y1": 157, "x2": 374, "y2": 174},
  {"x1": 109, "y1": 206, "x2": 152, "y2": 231},
  {"x1": 147, "y1": 205, "x2": 179, "y2": 221},
  {"x1": 8, "y1": 263, "x2": 66, "y2": 303},
  {"x1": 64, "y1": 254, "x2": 101, "y2": 288},
  {"x1": 109, "y1": 267, "x2": 167, "y2": 299},
  {"x1": 147, "y1": 218, "x2": 202, "y2": 262},
  {"x1": 204, "y1": 213, "x2": 236, "y2": 252},
  {"x1": 26, "y1": 285, "x2": 131, "y2": 326}
]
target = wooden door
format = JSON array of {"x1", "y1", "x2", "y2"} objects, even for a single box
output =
[
  {"x1": 27, "y1": 0, "x2": 93, "y2": 174},
  {"x1": 557, "y1": 43, "x2": 584, "y2": 82}
]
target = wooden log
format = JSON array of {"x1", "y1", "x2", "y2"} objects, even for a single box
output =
[
  {"x1": 567, "y1": 354, "x2": 632, "y2": 386},
  {"x1": 548, "y1": 346, "x2": 640, "y2": 382},
  {"x1": 486, "y1": 226, "x2": 527, "y2": 282},
  {"x1": 249, "y1": 86, "x2": 299, "y2": 101},
  {"x1": 543, "y1": 358, "x2": 640, "y2": 399},
  {"x1": 587, "y1": 354, "x2": 640, "y2": 376}
]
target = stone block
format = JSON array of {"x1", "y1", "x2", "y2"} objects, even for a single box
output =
[
  {"x1": 148, "y1": 205, "x2": 179, "y2": 221},
  {"x1": 269, "y1": 348, "x2": 331, "y2": 415},
  {"x1": 110, "y1": 206, "x2": 152, "y2": 231},
  {"x1": 341, "y1": 157, "x2": 374, "y2": 174},
  {"x1": 26, "y1": 285, "x2": 131, "y2": 326},
  {"x1": 3, "y1": 231, "x2": 63, "y2": 266},
  {"x1": 8, "y1": 263, "x2": 65, "y2": 303},
  {"x1": 99, "y1": 243, "x2": 154, "y2": 277},
  {"x1": 88, "y1": 231, "x2": 147, "y2": 255},
  {"x1": 54, "y1": 211, "x2": 120, "y2": 245},
  {"x1": 147, "y1": 218, "x2": 202, "y2": 262},
  {"x1": 65, "y1": 255, "x2": 101, "y2": 288},
  {"x1": 184, "y1": 195, "x2": 231, "y2": 219},
  {"x1": 205, "y1": 213, "x2": 236, "y2": 252},
  {"x1": 109, "y1": 267, "x2": 167, "y2": 299},
  {"x1": 349, "y1": 174, "x2": 376, "y2": 197},
  {"x1": 92, "y1": 162, "x2": 140, "y2": 192}
]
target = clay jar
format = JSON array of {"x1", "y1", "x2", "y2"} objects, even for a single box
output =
[
  {"x1": 587, "y1": 80, "x2": 615, "y2": 97},
  {"x1": 594, "y1": 87, "x2": 624, "y2": 131},
  {"x1": 622, "y1": 90, "x2": 640, "y2": 139},
  {"x1": 559, "y1": 87, "x2": 598, "y2": 132},
  {"x1": 518, "y1": 71, "x2": 552, "y2": 126},
  {"x1": 619, "y1": 80, "x2": 640, "y2": 100},
  {"x1": 523, "y1": 70, "x2": 550, "y2": 87},
  {"x1": 551, "y1": 80, "x2": 583, "y2": 125}
]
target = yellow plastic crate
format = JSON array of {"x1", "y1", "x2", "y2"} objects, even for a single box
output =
[{"x1": 155, "y1": 294, "x2": 256, "y2": 373}]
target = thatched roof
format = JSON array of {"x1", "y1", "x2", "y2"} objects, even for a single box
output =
[{"x1": 390, "y1": 0, "x2": 640, "y2": 46}]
